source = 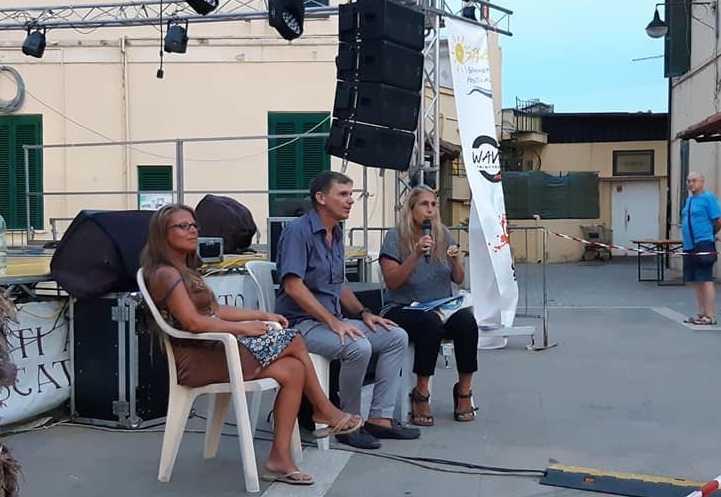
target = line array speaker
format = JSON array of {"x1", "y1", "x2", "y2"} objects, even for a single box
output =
[{"x1": 327, "y1": 0, "x2": 425, "y2": 171}]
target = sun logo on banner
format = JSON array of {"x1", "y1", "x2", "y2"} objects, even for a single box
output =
[
  {"x1": 455, "y1": 42, "x2": 466, "y2": 65},
  {"x1": 450, "y1": 36, "x2": 492, "y2": 98}
]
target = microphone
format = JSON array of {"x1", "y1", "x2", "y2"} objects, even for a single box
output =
[{"x1": 421, "y1": 219, "x2": 432, "y2": 262}]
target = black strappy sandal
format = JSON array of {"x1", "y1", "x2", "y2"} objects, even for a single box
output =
[
  {"x1": 453, "y1": 383, "x2": 477, "y2": 422},
  {"x1": 409, "y1": 387, "x2": 434, "y2": 426}
]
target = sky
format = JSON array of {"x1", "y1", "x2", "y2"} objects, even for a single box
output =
[{"x1": 498, "y1": 0, "x2": 668, "y2": 113}]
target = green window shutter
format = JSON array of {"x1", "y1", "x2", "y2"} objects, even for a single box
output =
[
  {"x1": 268, "y1": 112, "x2": 330, "y2": 216},
  {"x1": 138, "y1": 165, "x2": 173, "y2": 191},
  {"x1": 300, "y1": 117, "x2": 331, "y2": 187},
  {"x1": 0, "y1": 115, "x2": 43, "y2": 229},
  {"x1": 15, "y1": 120, "x2": 43, "y2": 229},
  {"x1": 0, "y1": 123, "x2": 10, "y2": 226},
  {"x1": 664, "y1": 0, "x2": 691, "y2": 77},
  {"x1": 137, "y1": 165, "x2": 173, "y2": 209}
]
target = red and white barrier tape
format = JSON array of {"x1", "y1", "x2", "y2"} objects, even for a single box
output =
[
  {"x1": 686, "y1": 475, "x2": 721, "y2": 497},
  {"x1": 549, "y1": 231, "x2": 717, "y2": 257}
]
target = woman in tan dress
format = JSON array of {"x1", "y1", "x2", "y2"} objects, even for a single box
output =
[{"x1": 141, "y1": 204, "x2": 361, "y2": 486}]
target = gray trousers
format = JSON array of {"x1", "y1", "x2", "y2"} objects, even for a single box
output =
[{"x1": 295, "y1": 319, "x2": 408, "y2": 419}]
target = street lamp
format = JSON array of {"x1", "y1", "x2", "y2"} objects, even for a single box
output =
[
  {"x1": 645, "y1": 2, "x2": 717, "y2": 39},
  {"x1": 646, "y1": 8, "x2": 668, "y2": 38}
]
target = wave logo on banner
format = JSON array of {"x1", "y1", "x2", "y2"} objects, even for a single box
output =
[{"x1": 446, "y1": 18, "x2": 518, "y2": 331}]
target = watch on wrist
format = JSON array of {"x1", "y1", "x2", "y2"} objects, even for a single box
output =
[{"x1": 358, "y1": 307, "x2": 372, "y2": 318}]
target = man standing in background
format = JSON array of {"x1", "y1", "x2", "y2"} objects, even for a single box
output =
[{"x1": 682, "y1": 172, "x2": 721, "y2": 325}]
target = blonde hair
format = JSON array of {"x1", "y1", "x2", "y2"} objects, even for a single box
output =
[{"x1": 397, "y1": 186, "x2": 448, "y2": 262}]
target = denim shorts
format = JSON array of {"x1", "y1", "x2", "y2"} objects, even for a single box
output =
[{"x1": 683, "y1": 241, "x2": 717, "y2": 282}]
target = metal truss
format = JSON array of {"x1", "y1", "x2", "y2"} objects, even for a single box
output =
[
  {"x1": 0, "y1": 0, "x2": 332, "y2": 31},
  {"x1": 396, "y1": 0, "x2": 512, "y2": 221},
  {"x1": 0, "y1": 0, "x2": 511, "y2": 225}
]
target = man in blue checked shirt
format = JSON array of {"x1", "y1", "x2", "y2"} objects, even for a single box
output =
[{"x1": 275, "y1": 171, "x2": 420, "y2": 449}]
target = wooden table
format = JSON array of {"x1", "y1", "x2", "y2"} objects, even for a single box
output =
[{"x1": 632, "y1": 240, "x2": 684, "y2": 286}]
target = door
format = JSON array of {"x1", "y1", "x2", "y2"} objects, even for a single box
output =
[{"x1": 611, "y1": 181, "x2": 660, "y2": 255}]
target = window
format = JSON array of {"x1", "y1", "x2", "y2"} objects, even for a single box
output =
[
  {"x1": 451, "y1": 158, "x2": 466, "y2": 177},
  {"x1": 137, "y1": 165, "x2": 173, "y2": 210},
  {"x1": 268, "y1": 112, "x2": 330, "y2": 216},
  {"x1": 613, "y1": 150, "x2": 654, "y2": 176},
  {"x1": 0, "y1": 115, "x2": 43, "y2": 229}
]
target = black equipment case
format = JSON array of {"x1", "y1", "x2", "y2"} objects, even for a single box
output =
[{"x1": 70, "y1": 292, "x2": 168, "y2": 428}]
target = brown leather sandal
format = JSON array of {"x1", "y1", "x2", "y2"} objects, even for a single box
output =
[
  {"x1": 453, "y1": 383, "x2": 477, "y2": 422},
  {"x1": 410, "y1": 387, "x2": 434, "y2": 426}
]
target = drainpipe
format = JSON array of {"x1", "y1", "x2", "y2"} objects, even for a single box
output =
[
  {"x1": 665, "y1": 78, "x2": 672, "y2": 241},
  {"x1": 120, "y1": 36, "x2": 131, "y2": 208}
]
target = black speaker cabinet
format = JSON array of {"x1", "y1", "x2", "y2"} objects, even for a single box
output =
[
  {"x1": 333, "y1": 81, "x2": 420, "y2": 131},
  {"x1": 326, "y1": 119, "x2": 414, "y2": 171},
  {"x1": 337, "y1": 40, "x2": 423, "y2": 92},
  {"x1": 71, "y1": 293, "x2": 168, "y2": 428},
  {"x1": 339, "y1": 0, "x2": 424, "y2": 51}
]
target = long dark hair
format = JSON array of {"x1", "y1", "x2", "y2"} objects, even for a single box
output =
[{"x1": 140, "y1": 204, "x2": 202, "y2": 278}]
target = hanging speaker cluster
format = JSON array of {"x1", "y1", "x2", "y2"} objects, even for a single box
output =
[{"x1": 326, "y1": 0, "x2": 425, "y2": 171}]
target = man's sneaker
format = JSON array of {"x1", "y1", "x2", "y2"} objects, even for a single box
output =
[
  {"x1": 364, "y1": 420, "x2": 421, "y2": 440},
  {"x1": 335, "y1": 427, "x2": 382, "y2": 449}
]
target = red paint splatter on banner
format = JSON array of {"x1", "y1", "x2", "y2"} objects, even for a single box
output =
[{"x1": 493, "y1": 214, "x2": 510, "y2": 252}]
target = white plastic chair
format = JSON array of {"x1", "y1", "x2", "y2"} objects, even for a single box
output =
[
  {"x1": 136, "y1": 269, "x2": 302, "y2": 494},
  {"x1": 245, "y1": 260, "x2": 330, "y2": 451}
]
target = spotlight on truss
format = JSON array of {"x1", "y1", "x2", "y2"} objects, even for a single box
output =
[
  {"x1": 269, "y1": 0, "x2": 305, "y2": 41},
  {"x1": 186, "y1": 0, "x2": 219, "y2": 15},
  {"x1": 164, "y1": 20, "x2": 189, "y2": 53},
  {"x1": 22, "y1": 27, "x2": 46, "y2": 58}
]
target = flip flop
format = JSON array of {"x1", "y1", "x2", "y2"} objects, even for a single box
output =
[
  {"x1": 311, "y1": 412, "x2": 363, "y2": 438},
  {"x1": 693, "y1": 315, "x2": 719, "y2": 325},
  {"x1": 262, "y1": 470, "x2": 314, "y2": 486},
  {"x1": 684, "y1": 314, "x2": 704, "y2": 323}
]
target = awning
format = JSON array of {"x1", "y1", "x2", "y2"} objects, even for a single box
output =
[{"x1": 677, "y1": 112, "x2": 721, "y2": 142}]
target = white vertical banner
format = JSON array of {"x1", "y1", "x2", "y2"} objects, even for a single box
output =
[{"x1": 446, "y1": 19, "x2": 518, "y2": 329}]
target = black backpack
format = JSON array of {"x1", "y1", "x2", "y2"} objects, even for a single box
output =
[
  {"x1": 50, "y1": 210, "x2": 153, "y2": 299},
  {"x1": 195, "y1": 195, "x2": 258, "y2": 254}
]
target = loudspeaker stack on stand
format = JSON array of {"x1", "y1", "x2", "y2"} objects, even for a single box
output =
[{"x1": 326, "y1": 0, "x2": 425, "y2": 171}]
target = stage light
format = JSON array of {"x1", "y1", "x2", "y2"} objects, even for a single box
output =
[
  {"x1": 164, "y1": 21, "x2": 189, "y2": 53},
  {"x1": 186, "y1": 0, "x2": 218, "y2": 15},
  {"x1": 268, "y1": 0, "x2": 305, "y2": 41},
  {"x1": 22, "y1": 28, "x2": 46, "y2": 58},
  {"x1": 461, "y1": 0, "x2": 477, "y2": 21},
  {"x1": 645, "y1": 8, "x2": 668, "y2": 38}
]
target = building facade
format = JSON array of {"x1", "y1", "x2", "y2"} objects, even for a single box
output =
[
  {"x1": 665, "y1": 0, "x2": 721, "y2": 274},
  {"x1": 0, "y1": 0, "x2": 503, "y2": 258},
  {"x1": 501, "y1": 108, "x2": 668, "y2": 262}
]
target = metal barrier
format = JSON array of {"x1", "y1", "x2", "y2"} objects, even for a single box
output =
[
  {"x1": 508, "y1": 224, "x2": 553, "y2": 350},
  {"x1": 348, "y1": 225, "x2": 468, "y2": 248}
]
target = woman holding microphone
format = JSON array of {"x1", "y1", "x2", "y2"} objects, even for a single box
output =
[{"x1": 379, "y1": 185, "x2": 479, "y2": 426}]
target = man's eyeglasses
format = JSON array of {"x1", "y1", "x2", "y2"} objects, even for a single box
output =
[{"x1": 168, "y1": 222, "x2": 200, "y2": 232}]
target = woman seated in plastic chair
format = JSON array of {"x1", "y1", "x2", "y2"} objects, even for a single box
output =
[
  {"x1": 379, "y1": 186, "x2": 479, "y2": 426},
  {"x1": 141, "y1": 204, "x2": 362, "y2": 486}
]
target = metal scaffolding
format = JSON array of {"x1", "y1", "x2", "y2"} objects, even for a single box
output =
[
  {"x1": 0, "y1": 0, "x2": 333, "y2": 31},
  {"x1": 0, "y1": 0, "x2": 512, "y2": 223},
  {"x1": 396, "y1": 0, "x2": 512, "y2": 222}
]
